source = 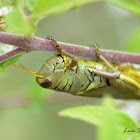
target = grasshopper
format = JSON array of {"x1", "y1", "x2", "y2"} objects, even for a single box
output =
[{"x1": 13, "y1": 36, "x2": 140, "y2": 99}]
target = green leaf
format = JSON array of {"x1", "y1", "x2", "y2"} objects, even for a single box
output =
[
  {"x1": 0, "y1": 54, "x2": 22, "y2": 72},
  {"x1": 107, "y1": 0, "x2": 140, "y2": 15},
  {"x1": 117, "y1": 113, "x2": 137, "y2": 139},
  {"x1": 60, "y1": 105, "x2": 103, "y2": 126},
  {"x1": 131, "y1": 124, "x2": 140, "y2": 140},
  {"x1": 25, "y1": 0, "x2": 38, "y2": 11},
  {"x1": 32, "y1": 0, "x2": 100, "y2": 19},
  {"x1": 5, "y1": 2, "x2": 34, "y2": 36},
  {"x1": 98, "y1": 96, "x2": 118, "y2": 140},
  {"x1": 59, "y1": 97, "x2": 137, "y2": 139},
  {"x1": 125, "y1": 26, "x2": 140, "y2": 53},
  {"x1": 132, "y1": 134, "x2": 140, "y2": 140}
]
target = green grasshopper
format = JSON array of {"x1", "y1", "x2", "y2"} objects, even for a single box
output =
[{"x1": 13, "y1": 36, "x2": 140, "y2": 99}]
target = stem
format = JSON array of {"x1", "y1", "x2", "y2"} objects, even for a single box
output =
[
  {"x1": 0, "y1": 32, "x2": 140, "y2": 64},
  {"x1": 0, "y1": 48, "x2": 25, "y2": 62}
]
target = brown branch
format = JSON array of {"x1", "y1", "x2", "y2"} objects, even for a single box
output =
[
  {"x1": 0, "y1": 32, "x2": 140, "y2": 64},
  {"x1": 0, "y1": 48, "x2": 25, "y2": 62}
]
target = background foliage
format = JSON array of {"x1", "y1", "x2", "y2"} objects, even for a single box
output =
[{"x1": 0, "y1": 0, "x2": 140, "y2": 140}]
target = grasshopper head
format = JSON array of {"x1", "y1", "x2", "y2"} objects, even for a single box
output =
[{"x1": 12, "y1": 54, "x2": 66, "y2": 90}]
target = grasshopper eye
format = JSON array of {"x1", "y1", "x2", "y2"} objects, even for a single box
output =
[{"x1": 41, "y1": 78, "x2": 52, "y2": 88}]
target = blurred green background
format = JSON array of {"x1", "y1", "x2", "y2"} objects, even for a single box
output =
[{"x1": 0, "y1": 1, "x2": 140, "y2": 140}]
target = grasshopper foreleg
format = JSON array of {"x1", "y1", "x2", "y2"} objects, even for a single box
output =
[{"x1": 47, "y1": 35, "x2": 78, "y2": 68}]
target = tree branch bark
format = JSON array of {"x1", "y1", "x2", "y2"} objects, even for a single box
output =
[
  {"x1": 0, "y1": 32, "x2": 140, "y2": 64},
  {"x1": 0, "y1": 48, "x2": 25, "y2": 62}
]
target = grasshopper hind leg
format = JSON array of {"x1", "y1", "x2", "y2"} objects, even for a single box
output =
[
  {"x1": 109, "y1": 73, "x2": 140, "y2": 96},
  {"x1": 91, "y1": 44, "x2": 140, "y2": 96},
  {"x1": 109, "y1": 63, "x2": 140, "y2": 96}
]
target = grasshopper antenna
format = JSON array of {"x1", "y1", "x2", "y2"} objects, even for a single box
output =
[{"x1": 12, "y1": 64, "x2": 43, "y2": 78}]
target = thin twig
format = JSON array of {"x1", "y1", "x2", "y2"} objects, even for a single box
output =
[
  {"x1": 0, "y1": 32, "x2": 140, "y2": 64},
  {"x1": 0, "y1": 48, "x2": 25, "y2": 62}
]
